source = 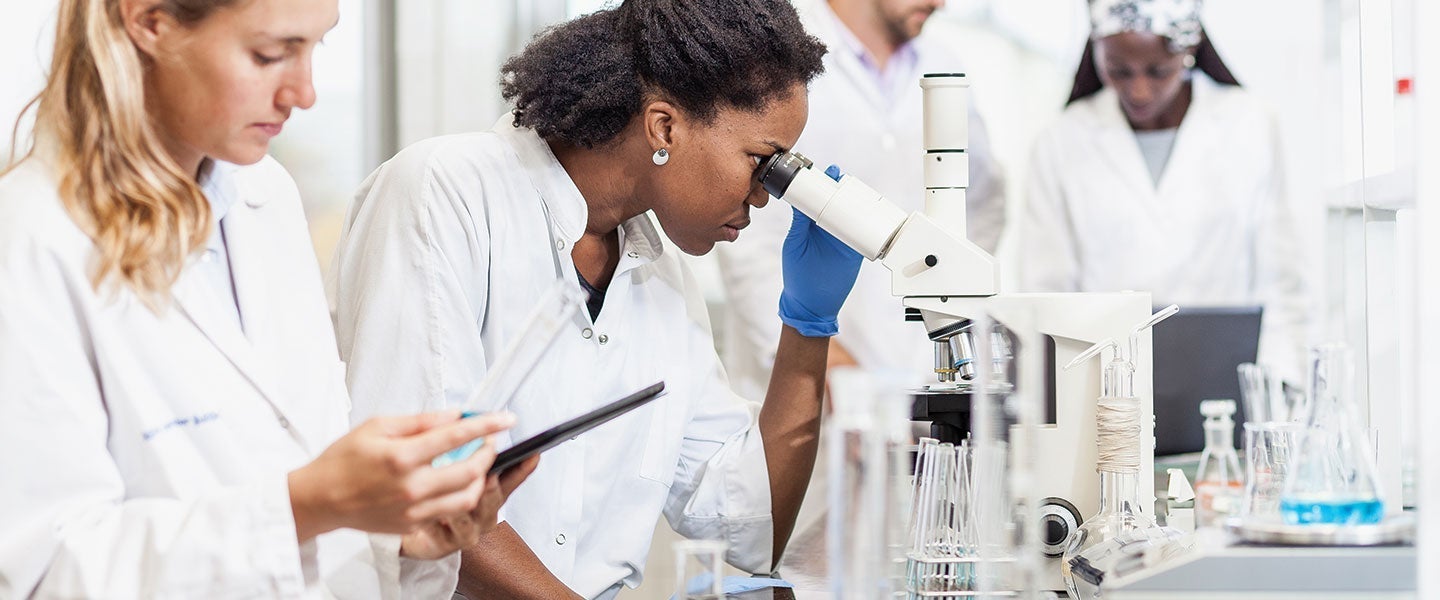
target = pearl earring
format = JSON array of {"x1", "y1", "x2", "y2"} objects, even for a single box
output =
[
  {"x1": 652, "y1": 148, "x2": 670, "y2": 166},
  {"x1": 1183, "y1": 54, "x2": 1196, "y2": 69}
]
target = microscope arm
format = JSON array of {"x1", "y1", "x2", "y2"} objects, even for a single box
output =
[
  {"x1": 758, "y1": 151, "x2": 1000, "y2": 380},
  {"x1": 757, "y1": 152, "x2": 998, "y2": 318}
]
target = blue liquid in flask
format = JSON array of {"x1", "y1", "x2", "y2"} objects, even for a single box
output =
[{"x1": 1280, "y1": 497, "x2": 1384, "y2": 525}]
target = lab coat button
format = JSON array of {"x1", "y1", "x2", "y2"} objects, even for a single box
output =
[
  {"x1": 201, "y1": 250, "x2": 216, "y2": 263},
  {"x1": 627, "y1": 251, "x2": 639, "y2": 259},
  {"x1": 582, "y1": 328, "x2": 594, "y2": 340},
  {"x1": 555, "y1": 533, "x2": 567, "y2": 545},
  {"x1": 598, "y1": 334, "x2": 609, "y2": 345},
  {"x1": 555, "y1": 239, "x2": 566, "y2": 251}
]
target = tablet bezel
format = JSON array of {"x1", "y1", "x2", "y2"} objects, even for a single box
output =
[{"x1": 489, "y1": 381, "x2": 667, "y2": 475}]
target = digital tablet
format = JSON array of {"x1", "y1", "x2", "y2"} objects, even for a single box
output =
[{"x1": 486, "y1": 381, "x2": 666, "y2": 475}]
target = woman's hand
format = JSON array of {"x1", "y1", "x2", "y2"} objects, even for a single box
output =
[
  {"x1": 288, "y1": 411, "x2": 516, "y2": 542},
  {"x1": 778, "y1": 206, "x2": 863, "y2": 338},
  {"x1": 399, "y1": 455, "x2": 541, "y2": 560}
]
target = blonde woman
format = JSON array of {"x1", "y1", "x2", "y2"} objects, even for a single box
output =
[{"x1": 0, "y1": 0, "x2": 535, "y2": 597}]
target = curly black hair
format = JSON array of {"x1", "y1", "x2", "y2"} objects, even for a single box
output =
[{"x1": 500, "y1": 0, "x2": 828, "y2": 148}]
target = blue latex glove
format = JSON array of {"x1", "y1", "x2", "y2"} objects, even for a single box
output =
[{"x1": 778, "y1": 166, "x2": 863, "y2": 338}]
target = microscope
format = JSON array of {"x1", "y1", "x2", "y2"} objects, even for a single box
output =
[{"x1": 757, "y1": 74, "x2": 1157, "y2": 591}]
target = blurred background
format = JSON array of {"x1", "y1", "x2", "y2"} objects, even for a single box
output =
[
  {"x1": 0, "y1": 0, "x2": 1360, "y2": 342},
  {"x1": 1, "y1": 0, "x2": 1431, "y2": 597}
]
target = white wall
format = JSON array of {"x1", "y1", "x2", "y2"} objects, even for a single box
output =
[
  {"x1": 0, "y1": 3, "x2": 57, "y2": 164},
  {"x1": 1205, "y1": 0, "x2": 1332, "y2": 348},
  {"x1": 393, "y1": 0, "x2": 566, "y2": 147},
  {"x1": 273, "y1": 0, "x2": 367, "y2": 268},
  {"x1": 1413, "y1": 0, "x2": 1439, "y2": 586}
]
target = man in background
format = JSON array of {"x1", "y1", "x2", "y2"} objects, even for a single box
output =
[{"x1": 716, "y1": 0, "x2": 1006, "y2": 399}]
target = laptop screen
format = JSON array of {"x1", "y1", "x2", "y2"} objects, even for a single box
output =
[{"x1": 1151, "y1": 306, "x2": 1263, "y2": 456}]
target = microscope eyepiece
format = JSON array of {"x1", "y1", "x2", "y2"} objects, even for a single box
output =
[{"x1": 757, "y1": 151, "x2": 813, "y2": 199}]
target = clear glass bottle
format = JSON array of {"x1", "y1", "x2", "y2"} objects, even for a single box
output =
[
  {"x1": 1194, "y1": 399, "x2": 1244, "y2": 527},
  {"x1": 1061, "y1": 328, "x2": 1182, "y2": 600},
  {"x1": 1280, "y1": 344, "x2": 1385, "y2": 525},
  {"x1": 827, "y1": 368, "x2": 910, "y2": 598}
]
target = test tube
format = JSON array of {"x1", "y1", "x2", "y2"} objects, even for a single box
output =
[{"x1": 432, "y1": 281, "x2": 585, "y2": 467}]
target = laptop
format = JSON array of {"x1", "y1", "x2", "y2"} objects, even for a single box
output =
[{"x1": 1151, "y1": 306, "x2": 1263, "y2": 456}]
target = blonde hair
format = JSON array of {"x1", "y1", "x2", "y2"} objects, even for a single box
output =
[{"x1": 6, "y1": 0, "x2": 238, "y2": 306}]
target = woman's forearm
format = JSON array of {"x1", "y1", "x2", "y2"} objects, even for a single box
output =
[
  {"x1": 458, "y1": 522, "x2": 583, "y2": 600},
  {"x1": 758, "y1": 325, "x2": 829, "y2": 568}
]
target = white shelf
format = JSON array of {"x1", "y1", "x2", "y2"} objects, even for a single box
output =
[{"x1": 1327, "y1": 167, "x2": 1417, "y2": 210}]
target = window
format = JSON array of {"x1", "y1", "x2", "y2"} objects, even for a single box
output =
[
  {"x1": 0, "y1": 3, "x2": 55, "y2": 164},
  {"x1": 270, "y1": 0, "x2": 366, "y2": 267}
]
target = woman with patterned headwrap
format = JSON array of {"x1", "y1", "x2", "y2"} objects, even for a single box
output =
[{"x1": 1019, "y1": 0, "x2": 1310, "y2": 379}]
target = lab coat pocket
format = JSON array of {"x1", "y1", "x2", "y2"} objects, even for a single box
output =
[{"x1": 638, "y1": 398, "x2": 681, "y2": 487}]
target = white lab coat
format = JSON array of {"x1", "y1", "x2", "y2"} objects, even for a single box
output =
[
  {"x1": 714, "y1": 1, "x2": 1007, "y2": 400},
  {"x1": 326, "y1": 117, "x2": 774, "y2": 600},
  {"x1": 1019, "y1": 76, "x2": 1309, "y2": 374},
  {"x1": 0, "y1": 153, "x2": 405, "y2": 599}
]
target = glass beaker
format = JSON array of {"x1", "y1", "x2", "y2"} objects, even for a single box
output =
[
  {"x1": 1279, "y1": 344, "x2": 1385, "y2": 525},
  {"x1": 1241, "y1": 422, "x2": 1301, "y2": 521},
  {"x1": 673, "y1": 539, "x2": 727, "y2": 600}
]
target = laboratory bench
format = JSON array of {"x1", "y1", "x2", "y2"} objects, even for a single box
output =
[
  {"x1": 768, "y1": 497, "x2": 1416, "y2": 599},
  {"x1": 1106, "y1": 544, "x2": 1416, "y2": 599}
]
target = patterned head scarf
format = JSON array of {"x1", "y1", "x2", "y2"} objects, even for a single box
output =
[{"x1": 1089, "y1": 0, "x2": 1204, "y2": 52}]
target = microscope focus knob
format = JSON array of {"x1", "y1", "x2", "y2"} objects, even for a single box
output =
[{"x1": 1038, "y1": 497, "x2": 1082, "y2": 557}]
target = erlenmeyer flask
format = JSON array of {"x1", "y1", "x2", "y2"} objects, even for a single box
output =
[
  {"x1": 1279, "y1": 344, "x2": 1384, "y2": 525},
  {"x1": 1194, "y1": 400, "x2": 1244, "y2": 527}
]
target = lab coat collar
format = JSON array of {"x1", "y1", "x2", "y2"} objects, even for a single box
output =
[
  {"x1": 20, "y1": 144, "x2": 305, "y2": 447},
  {"x1": 820, "y1": 2, "x2": 918, "y2": 80},
  {"x1": 1089, "y1": 74, "x2": 1221, "y2": 197},
  {"x1": 824, "y1": 6, "x2": 869, "y2": 63},
  {"x1": 806, "y1": 0, "x2": 923, "y2": 113},
  {"x1": 806, "y1": 4, "x2": 884, "y2": 112},
  {"x1": 617, "y1": 213, "x2": 664, "y2": 267},
  {"x1": 1091, "y1": 73, "x2": 1221, "y2": 133},
  {"x1": 197, "y1": 159, "x2": 242, "y2": 258},
  {"x1": 171, "y1": 168, "x2": 310, "y2": 450},
  {"x1": 493, "y1": 114, "x2": 666, "y2": 267},
  {"x1": 492, "y1": 114, "x2": 589, "y2": 246},
  {"x1": 197, "y1": 159, "x2": 243, "y2": 222}
]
